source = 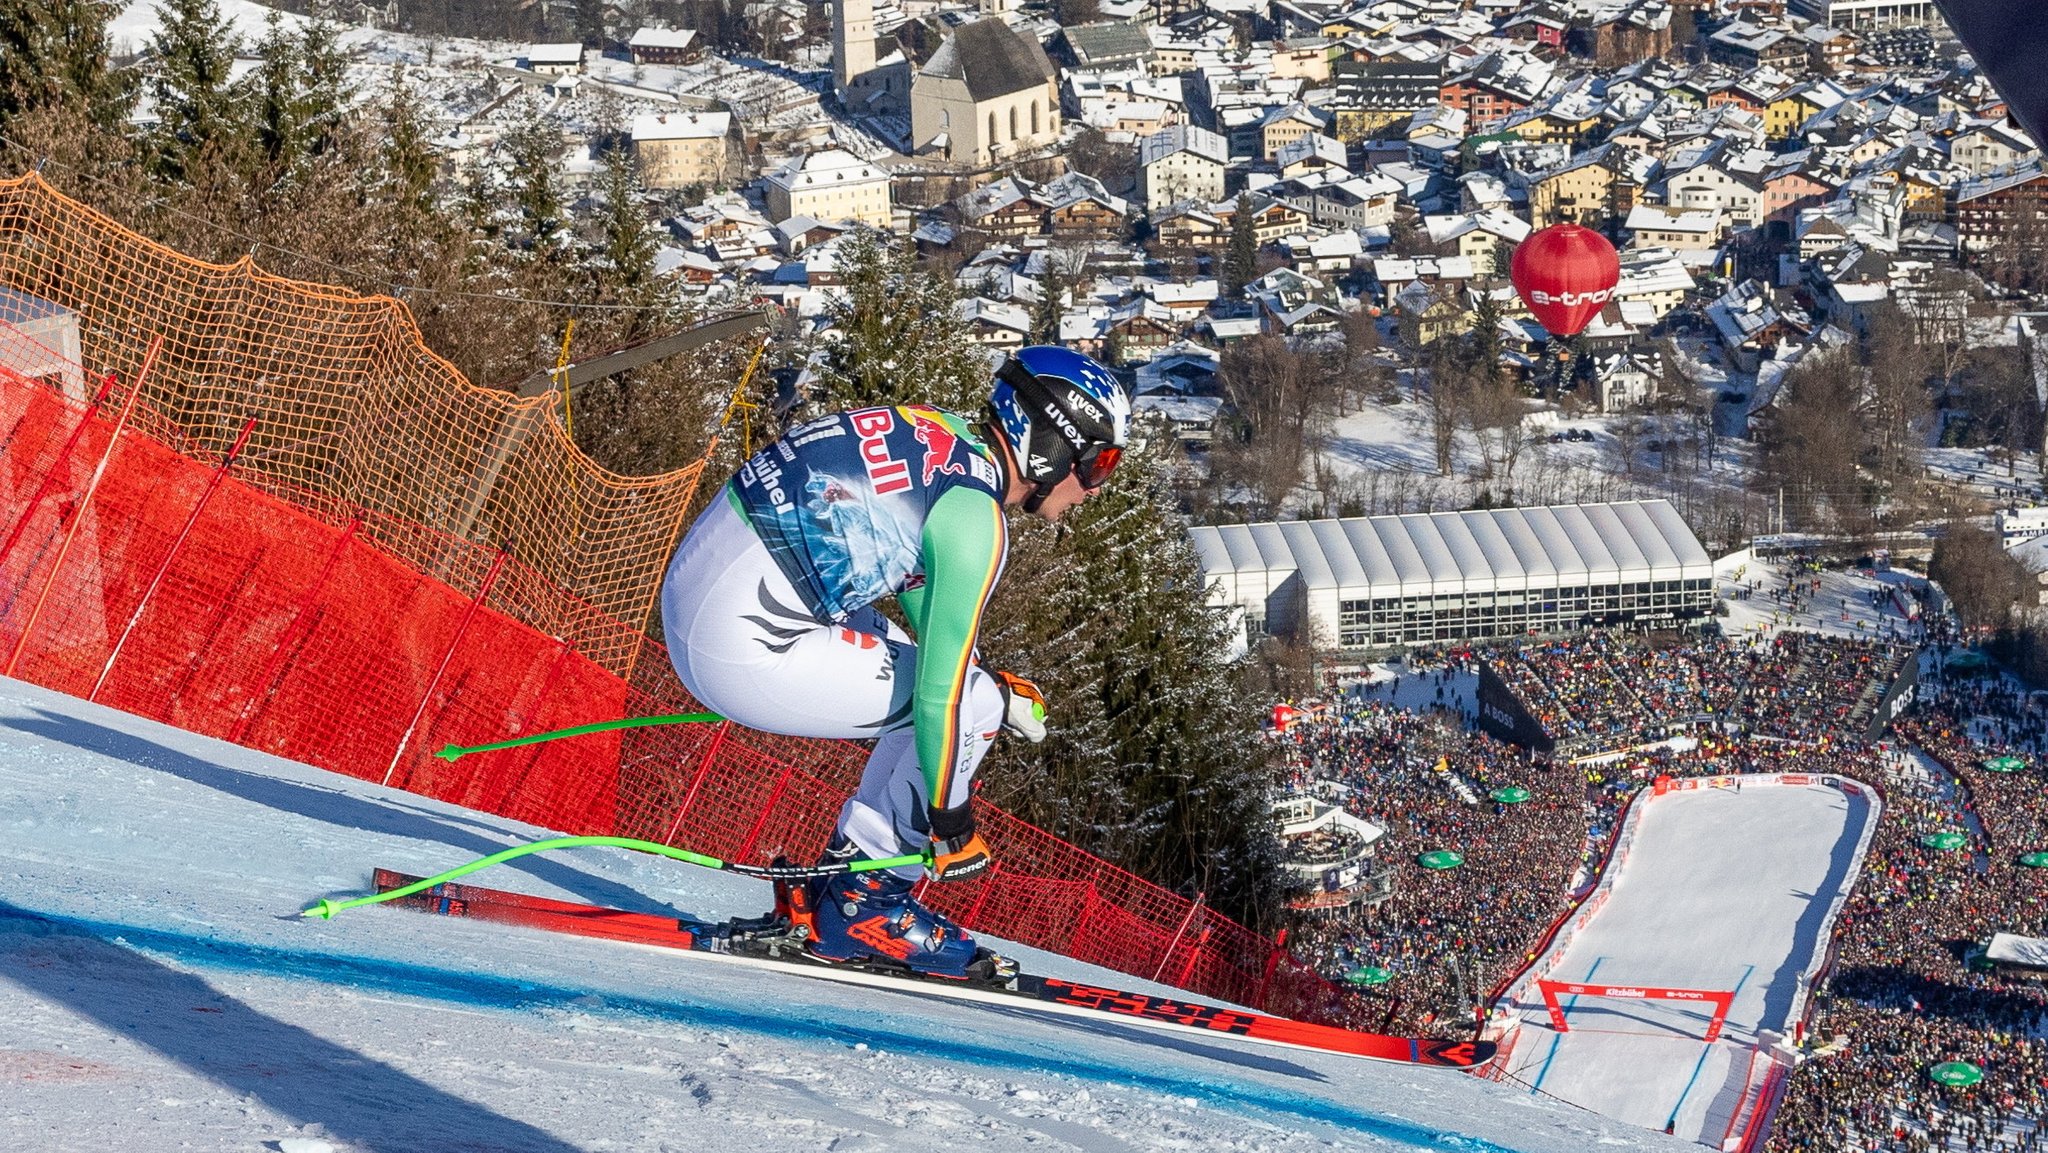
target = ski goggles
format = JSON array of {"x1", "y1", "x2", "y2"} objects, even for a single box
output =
[{"x1": 1074, "y1": 442, "x2": 1122, "y2": 489}]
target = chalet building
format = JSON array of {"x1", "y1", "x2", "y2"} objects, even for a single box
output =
[
  {"x1": 1954, "y1": 167, "x2": 2048, "y2": 261},
  {"x1": 954, "y1": 177, "x2": 1045, "y2": 238},
  {"x1": 1330, "y1": 59, "x2": 1443, "y2": 142},
  {"x1": 627, "y1": 27, "x2": 700, "y2": 66}
]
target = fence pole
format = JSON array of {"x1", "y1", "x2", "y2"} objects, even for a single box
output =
[
  {"x1": 227, "y1": 518, "x2": 360, "y2": 745},
  {"x1": 1151, "y1": 892, "x2": 1206, "y2": 985},
  {"x1": 1173, "y1": 926, "x2": 1211, "y2": 989},
  {"x1": 661, "y1": 719, "x2": 733, "y2": 845},
  {"x1": 6, "y1": 336, "x2": 161, "y2": 680},
  {"x1": 1253, "y1": 927, "x2": 1289, "y2": 1011},
  {"x1": 734, "y1": 762, "x2": 797, "y2": 862},
  {"x1": 1073, "y1": 882, "x2": 1099, "y2": 953},
  {"x1": 90, "y1": 417, "x2": 256, "y2": 702},
  {"x1": 964, "y1": 862, "x2": 1000, "y2": 926},
  {"x1": 383, "y1": 548, "x2": 509, "y2": 788},
  {"x1": 490, "y1": 638, "x2": 580, "y2": 809},
  {"x1": 0, "y1": 374, "x2": 114, "y2": 577}
]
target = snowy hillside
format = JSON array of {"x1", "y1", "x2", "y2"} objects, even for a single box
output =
[{"x1": 0, "y1": 676, "x2": 1698, "y2": 1152}]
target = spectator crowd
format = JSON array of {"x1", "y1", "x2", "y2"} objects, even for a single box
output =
[{"x1": 1275, "y1": 626, "x2": 2048, "y2": 1151}]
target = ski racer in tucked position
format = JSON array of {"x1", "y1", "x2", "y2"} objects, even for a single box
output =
[{"x1": 660, "y1": 346, "x2": 1131, "y2": 979}]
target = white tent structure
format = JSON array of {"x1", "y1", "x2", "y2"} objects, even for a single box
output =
[{"x1": 1190, "y1": 500, "x2": 1714, "y2": 650}]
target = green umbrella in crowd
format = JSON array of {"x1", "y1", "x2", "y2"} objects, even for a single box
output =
[
  {"x1": 1928, "y1": 1061, "x2": 1984, "y2": 1088},
  {"x1": 1491, "y1": 786, "x2": 1531, "y2": 804},
  {"x1": 1346, "y1": 966, "x2": 1392, "y2": 987},
  {"x1": 1983, "y1": 755, "x2": 2027, "y2": 772},
  {"x1": 1418, "y1": 850, "x2": 1465, "y2": 869},
  {"x1": 1922, "y1": 832, "x2": 1969, "y2": 851},
  {"x1": 2021, "y1": 852, "x2": 2048, "y2": 868}
]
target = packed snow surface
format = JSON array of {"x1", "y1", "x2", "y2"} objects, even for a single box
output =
[
  {"x1": 1499, "y1": 782, "x2": 1874, "y2": 1143},
  {"x1": 0, "y1": 677, "x2": 1699, "y2": 1152}
]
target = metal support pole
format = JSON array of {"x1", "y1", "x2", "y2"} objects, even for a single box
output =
[
  {"x1": 384, "y1": 548, "x2": 509, "y2": 787},
  {"x1": 0, "y1": 374, "x2": 114, "y2": 576},
  {"x1": 227, "y1": 519, "x2": 360, "y2": 745},
  {"x1": 91, "y1": 417, "x2": 257, "y2": 702},
  {"x1": 6, "y1": 336, "x2": 162, "y2": 679},
  {"x1": 735, "y1": 762, "x2": 797, "y2": 862},
  {"x1": 1151, "y1": 892, "x2": 1206, "y2": 985},
  {"x1": 661, "y1": 719, "x2": 733, "y2": 846}
]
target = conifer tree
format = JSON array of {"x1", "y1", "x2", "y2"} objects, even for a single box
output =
[
  {"x1": 812, "y1": 229, "x2": 990, "y2": 414},
  {"x1": 147, "y1": 0, "x2": 244, "y2": 183},
  {"x1": 982, "y1": 416, "x2": 1282, "y2": 927},
  {"x1": 382, "y1": 65, "x2": 441, "y2": 230},
  {"x1": 1029, "y1": 265, "x2": 1066, "y2": 345},
  {"x1": 0, "y1": 0, "x2": 136, "y2": 132},
  {"x1": 250, "y1": 14, "x2": 306, "y2": 172},
  {"x1": 503, "y1": 104, "x2": 566, "y2": 249},
  {"x1": 1222, "y1": 189, "x2": 1258, "y2": 298},
  {"x1": 594, "y1": 146, "x2": 658, "y2": 297}
]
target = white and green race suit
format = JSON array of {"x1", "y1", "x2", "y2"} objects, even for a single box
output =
[{"x1": 661, "y1": 405, "x2": 1009, "y2": 873}]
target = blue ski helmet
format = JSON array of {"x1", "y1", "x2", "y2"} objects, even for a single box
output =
[{"x1": 988, "y1": 346, "x2": 1131, "y2": 510}]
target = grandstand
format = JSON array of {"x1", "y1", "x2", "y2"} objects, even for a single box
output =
[
  {"x1": 1190, "y1": 500, "x2": 1714, "y2": 651},
  {"x1": 1476, "y1": 632, "x2": 1918, "y2": 757}
]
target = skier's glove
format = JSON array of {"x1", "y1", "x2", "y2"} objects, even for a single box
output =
[
  {"x1": 994, "y1": 671, "x2": 1047, "y2": 743},
  {"x1": 928, "y1": 801, "x2": 993, "y2": 882}
]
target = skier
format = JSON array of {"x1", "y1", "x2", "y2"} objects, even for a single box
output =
[{"x1": 659, "y1": 346, "x2": 1130, "y2": 979}]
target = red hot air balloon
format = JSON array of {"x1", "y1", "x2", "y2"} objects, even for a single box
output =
[{"x1": 1510, "y1": 223, "x2": 1621, "y2": 338}]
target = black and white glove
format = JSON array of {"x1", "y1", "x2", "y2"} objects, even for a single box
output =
[{"x1": 994, "y1": 671, "x2": 1047, "y2": 743}]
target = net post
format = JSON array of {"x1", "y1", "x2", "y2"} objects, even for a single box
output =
[
  {"x1": 384, "y1": 547, "x2": 510, "y2": 787},
  {"x1": 6, "y1": 335, "x2": 161, "y2": 679},
  {"x1": 91, "y1": 416, "x2": 257, "y2": 702}
]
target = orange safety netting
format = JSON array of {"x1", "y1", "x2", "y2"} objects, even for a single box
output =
[
  {"x1": 0, "y1": 171, "x2": 699, "y2": 675},
  {"x1": 0, "y1": 177, "x2": 1351, "y2": 1022}
]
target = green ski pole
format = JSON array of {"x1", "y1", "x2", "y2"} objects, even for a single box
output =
[
  {"x1": 435, "y1": 712, "x2": 725, "y2": 762},
  {"x1": 301, "y1": 834, "x2": 931, "y2": 921}
]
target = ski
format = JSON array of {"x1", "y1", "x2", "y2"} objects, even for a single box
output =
[{"x1": 369, "y1": 868, "x2": 1494, "y2": 1069}]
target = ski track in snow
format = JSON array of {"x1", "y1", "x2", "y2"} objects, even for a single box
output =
[
  {"x1": 1499, "y1": 783, "x2": 1873, "y2": 1143},
  {"x1": 0, "y1": 678, "x2": 1696, "y2": 1152}
]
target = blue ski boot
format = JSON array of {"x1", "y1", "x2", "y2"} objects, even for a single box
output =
[{"x1": 806, "y1": 867, "x2": 985, "y2": 980}]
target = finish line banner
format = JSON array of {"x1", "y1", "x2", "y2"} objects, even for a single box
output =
[{"x1": 1536, "y1": 979, "x2": 1734, "y2": 1043}]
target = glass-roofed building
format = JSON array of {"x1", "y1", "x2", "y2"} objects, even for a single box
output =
[{"x1": 1189, "y1": 500, "x2": 1715, "y2": 650}]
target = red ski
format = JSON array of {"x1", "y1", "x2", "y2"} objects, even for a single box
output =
[{"x1": 370, "y1": 868, "x2": 1493, "y2": 1069}]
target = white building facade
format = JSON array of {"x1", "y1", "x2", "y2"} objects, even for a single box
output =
[
  {"x1": 1191, "y1": 500, "x2": 1715, "y2": 649},
  {"x1": 763, "y1": 149, "x2": 894, "y2": 228}
]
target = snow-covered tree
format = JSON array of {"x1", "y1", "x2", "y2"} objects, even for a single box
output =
[
  {"x1": 147, "y1": 0, "x2": 243, "y2": 183},
  {"x1": 0, "y1": 0, "x2": 135, "y2": 132},
  {"x1": 812, "y1": 229, "x2": 990, "y2": 415},
  {"x1": 984, "y1": 416, "x2": 1283, "y2": 928}
]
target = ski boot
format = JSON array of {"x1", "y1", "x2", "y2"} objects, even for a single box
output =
[{"x1": 807, "y1": 866, "x2": 1008, "y2": 981}]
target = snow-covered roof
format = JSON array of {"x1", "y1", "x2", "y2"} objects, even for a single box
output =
[
  {"x1": 629, "y1": 27, "x2": 698, "y2": 49},
  {"x1": 526, "y1": 43, "x2": 583, "y2": 65},
  {"x1": 765, "y1": 149, "x2": 889, "y2": 192},
  {"x1": 632, "y1": 112, "x2": 732, "y2": 141},
  {"x1": 1189, "y1": 500, "x2": 1712, "y2": 599}
]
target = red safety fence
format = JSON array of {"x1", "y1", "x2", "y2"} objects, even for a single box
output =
[{"x1": 0, "y1": 322, "x2": 1346, "y2": 1020}]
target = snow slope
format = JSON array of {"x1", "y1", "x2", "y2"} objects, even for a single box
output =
[
  {"x1": 1498, "y1": 782, "x2": 1874, "y2": 1143},
  {"x1": 0, "y1": 676, "x2": 1699, "y2": 1152}
]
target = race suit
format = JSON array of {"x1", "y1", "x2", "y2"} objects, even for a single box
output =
[{"x1": 660, "y1": 405, "x2": 1008, "y2": 875}]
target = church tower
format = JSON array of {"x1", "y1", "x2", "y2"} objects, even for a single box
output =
[{"x1": 832, "y1": 0, "x2": 875, "y2": 104}]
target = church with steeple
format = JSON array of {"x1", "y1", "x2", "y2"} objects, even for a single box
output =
[{"x1": 831, "y1": 0, "x2": 909, "y2": 115}]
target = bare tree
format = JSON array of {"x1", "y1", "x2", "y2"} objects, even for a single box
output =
[
  {"x1": 1423, "y1": 339, "x2": 1466, "y2": 477},
  {"x1": 1931, "y1": 518, "x2": 2027, "y2": 633},
  {"x1": 1213, "y1": 335, "x2": 1343, "y2": 514},
  {"x1": 1755, "y1": 350, "x2": 1871, "y2": 534},
  {"x1": 1860, "y1": 302, "x2": 1932, "y2": 483}
]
